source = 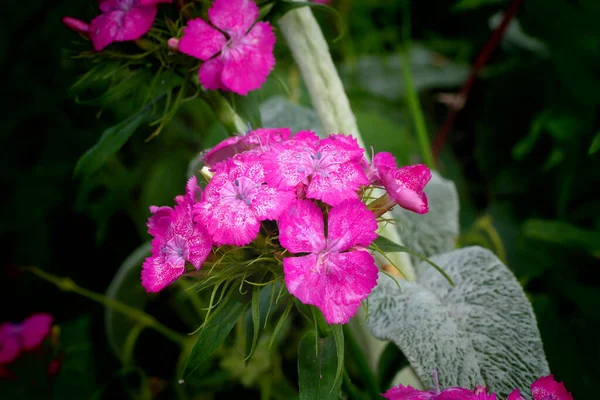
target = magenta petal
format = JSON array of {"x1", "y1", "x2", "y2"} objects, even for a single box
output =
[
  {"x1": 530, "y1": 375, "x2": 573, "y2": 400},
  {"x1": 139, "y1": 0, "x2": 172, "y2": 4},
  {"x1": 203, "y1": 136, "x2": 245, "y2": 167},
  {"x1": 221, "y1": 22, "x2": 276, "y2": 95},
  {"x1": 306, "y1": 161, "x2": 369, "y2": 206},
  {"x1": 147, "y1": 206, "x2": 176, "y2": 238},
  {"x1": 199, "y1": 57, "x2": 226, "y2": 91},
  {"x1": 179, "y1": 18, "x2": 226, "y2": 61},
  {"x1": 0, "y1": 324, "x2": 21, "y2": 364},
  {"x1": 197, "y1": 200, "x2": 260, "y2": 246},
  {"x1": 326, "y1": 200, "x2": 378, "y2": 252},
  {"x1": 19, "y1": 313, "x2": 53, "y2": 350},
  {"x1": 251, "y1": 185, "x2": 295, "y2": 222},
  {"x1": 506, "y1": 389, "x2": 525, "y2": 400},
  {"x1": 284, "y1": 250, "x2": 378, "y2": 324},
  {"x1": 141, "y1": 255, "x2": 185, "y2": 292},
  {"x1": 278, "y1": 200, "x2": 326, "y2": 254},
  {"x1": 374, "y1": 152, "x2": 397, "y2": 170},
  {"x1": 381, "y1": 164, "x2": 431, "y2": 214},
  {"x1": 89, "y1": 5, "x2": 157, "y2": 51},
  {"x1": 382, "y1": 385, "x2": 435, "y2": 400},
  {"x1": 436, "y1": 387, "x2": 478, "y2": 400},
  {"x1": 208, "y1": 0, "x2": 259, "y2": 38}
]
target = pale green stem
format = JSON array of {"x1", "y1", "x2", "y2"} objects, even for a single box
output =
[
  {"x1": 202, "y1": 91, "x2": 248, "y2": 134},
  {"x1": 26, "y1": 267, "x2": 186, "y2": 345},
  {"x1": 279, "y1": 7, "x2": 416, "y2": 282}
]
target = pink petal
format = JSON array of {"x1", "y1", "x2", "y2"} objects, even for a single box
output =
[
  {"x1": 381, "y1": 164, "x2": 431, "y2": 214},
  {"x1": 382, "y1": 385, "x2": 435, "y2": 400},
  {"x1": 319, "y1": 134, "x2": 365, "y2": 163},
  {"x1": 326, "y1": 199, "x2": 378, "y2": 253},
  {"x1": 139, "y1": 0, "x2": 172, "y2": 4},
  {"x1": 62, "y1": 17, "x2": 90, "y2": 34},
  {"x1": 179, "y1": 18, "x2": 226, "y2": 61},
  {"x1": 436, "y1": 388, "x2": 478, "y2": 400},
  {"x1": 203, "y1": 135, "x2": 245, "y2": 167},
  {"x1": 176, "y1": 176, "x2": 202, "y2": 206},
  {"x1": 199, "y1": 57, "x2": 226, "y2": 91},
  {"x1": 0, "y1": 324, "x2": 21, "y2": 364},
  {"x1": 306, "y1": 161, "x2": 369, "y2": 206},
  {"x1": 264, "y1": 136, "x2": 319, "y2": 189},
  {"x1": 141, "y1": 254, "x2": 185, "y2": 292},
  {"x1": 284, "y1": 250, "x2": 378, "y2": 324},
  {"x1": 196, "y1": 200, "x2": 261, "y2": 246},
  {"x1": 89, "y1": 5, "x2": 157, "y2": 51},
  {"x1": 20, "y1": 313, "x2": 53, "y2": 350},
  {"x1": 221, "y1": 22, "x2": 276, "y2": 95},
  {"x1": 147, "y1": 206, "x2": 176, "y2": 238},
  {"x1": 506, "y1": 389, "x2": 525, "y2": 400},
  {"x1": 245, "y1": 128, "x2": 292, "y2": 147},
  {"x1": 208, "y1": 0, "x2": 259, "y2": 38},
  {"x1": 278, "y1": 200, "x2": 326, "y2": 254},
  {"x1": 250, "y1": 184, "x2": 295, "y2": 221},
  {"x1": 374, "y1": 152, "x2": 397, "y2": 170},
  {"x1": 531, "y1": 375, "x2": 573, "y2": 400}
]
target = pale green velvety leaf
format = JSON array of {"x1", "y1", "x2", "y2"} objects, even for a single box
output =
[
  {"x1": 260, "y1": 96, "x2": 323, "y2": 135},
  {"x1": 367, "y1": 246, "x2": 549, "y2": 398},
  {"x1": 392, "y1": 171, "x2": 459, "y2": 274},
  {"x1": 105, "y1": 242, "x2": 151, "y2": 361}
]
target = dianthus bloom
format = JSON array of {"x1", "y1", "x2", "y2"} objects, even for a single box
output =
[
  {"x1": 372, "y1": 152, "x2": 431, "y2": 214},
  {"x1": 141, "y1": 176, "x2": 212, "y2": 292},
  {"x1": 87, "y1": 0, "x2": 172, "y2": 51},
  {"x1": 178, "y1": 0, "x2": 275, "y2": 94},
  {"x1": 508, "y1": 375, "x2": 573, "y2": 400},
  {"x1": 382, "y1": 384, "x2": 480, "y2": 400},
  {"x1": 195, "y1": 154, "x2": 295, "y2": 246},
  {"x1": 0, "y1": 313, "x2": 53, "y2": 366},
  {"x1": 203, "y1": 127, "x2": 292, "y2": 168},
  {"x1": 265, "y1": 131, "x2": 369, "y2": 206},
  {"x1": 278, "y1": 199, "x2": 379, "y2": 324}
]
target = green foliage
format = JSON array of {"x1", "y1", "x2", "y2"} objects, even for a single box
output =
[{"x1": 297, "y1": 330, "x2": 342, "y2": 400}]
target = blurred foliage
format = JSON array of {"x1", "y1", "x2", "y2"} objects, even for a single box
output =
[{"x1": 1, "y1": 0, "x2": 598, "y2": 398}]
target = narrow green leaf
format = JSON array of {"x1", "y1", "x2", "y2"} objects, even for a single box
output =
[
  {"x1": 372, "y1": 236, "x2": 455, "y2": 286},
  {"x1": 182, "y1": 292, "x2": 249, "y2": 378},
  {"x1": 269, "y1": 299, "x2": 294, "y2": 350},
  {"x1": 523, "y1": 219, "x2": 600, "y2": 254},
  {"x1": 246, "y1": 285, "x2": 262, "y2": 361},
  {"x1": 74, "y1": 108, "x2": 150, "y2": 178},
  {"x1": 330, "y1": 324, "x2": 345, "y2": 393},
  {"x1": 298, "y1": 331, "x2": 342, "y2": 400},
  {"x1": 376, "y1": 342, "x2": 409, "y2": 391},
  {"x1": 589, "y1": 131, "x2": 600, "y2": 155}
]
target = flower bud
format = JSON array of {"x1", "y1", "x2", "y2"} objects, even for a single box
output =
[{"x1": 62, "y1": 17, "x2": 90, "y2": 36}]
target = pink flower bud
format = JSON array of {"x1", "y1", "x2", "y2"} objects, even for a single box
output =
[
  {"x1": 62, "y1": 17, "x2": 90, "y2": 35},
  {"x1": 167, "y1": 37, "x2": 180, "y2": 52}
]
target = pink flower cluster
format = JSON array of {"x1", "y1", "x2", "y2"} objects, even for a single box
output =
[
  {"x1": 382, "y1": 375, "x2": 573, "y2": 400},
  {"x1": 141, "y1": 128, "x2": 431, "y2": 324},
  {"x1": 0, "y1": 313, "x2": 53, "y2": 367}
]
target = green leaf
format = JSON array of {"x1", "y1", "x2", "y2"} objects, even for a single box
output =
[
  {"x1": 372, "y1": 235, "x2": 455, "y2": 286},
  {"x1": 297, "y1": 330, "x2": 342, "y2": 400},
  {"x1": 367, "y1": 247, "x2": 550, "y2": 398},
  {"x1": 376, "y1": 342, "x2": 409, "y2": 391},
  {"x1": 589, "y1": 131, "x2": 600, "y2": 155},
  {"x1": 104, "y1": 242, "x2": 151, "y2": 362},
  {"x1": 244, "y1": 282, "x2": 281, "y2": 360},
  {"x1": 523, "y1": 219, "x2": 600, "y2": 254},
  {"x1": 228, "y1": 90, "x2": 263, "y2": 130},
  {"x1": 260, "y1": 96, "x2": 323, "y2": 135},
  {"x1": 74, "y1": 108, "x2": 150, "y2": 178},
  {"x1": 330, "y1": 324, "x2": 345, "y2": 392},
  {"x1": 451, "y1": 0, "x2": 507, "y2": 12},
  {"x1": 183, "y1": 291, "x2": 250, "y2": 378}
]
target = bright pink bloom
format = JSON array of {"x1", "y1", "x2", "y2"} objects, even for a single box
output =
[
  {"x1": 178, "y1": 0, "x2": 276, "y2": 95},
  {"x1": 89, "y1": 0, "x2": 172, "y2": 51},
  {"x1": 0, "y1": 313, "x2": 53, "y2": 365},
  {"x1": 382, "y1": 385, "x2": 478, "y2": 400},
  {"x1": 203, "y1": 128, "x2": 292, "y2": 168},
  {"x1": 375, "y1": 153, "x2": 431, "y2": 214},
  {"x1": 508, "y1": 375, "x2": 573, "y2": 400},
  {"x1": 265, "y1": 132, "x2": 369, "y2": 206},
  {"x1": 62, "y1": 17, "x2": 90, "y2": 35},
  {"x1": 141, "y1": 177, "x2": 212, "y2": 292},
  {"x1": 195, "y1": 154, "x2": 294, "y2": 246},
  {"x1": 473, "y1": 386, "x2": 496, "y2": 400},
  {"x1": 279, "y1": 199, "x2": 378, "y2": 324}
]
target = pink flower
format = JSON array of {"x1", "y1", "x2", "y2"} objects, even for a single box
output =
[
  {"x1": 382, "y1": 385, "x2": 478, "y2": 400},
  {"x1": 278, "y1": 199, "x2": 379, "y2": 324},
  {"x1": 265, "y1": 131, "x2": 369, "y2": 206},
  {"x1": 178, "y1": 0, "x2": 276, "y2": 95},
  {"x1": 507, "y1": 375, "x2": 573, "y2": 400},
  {"x1": 62, "y1": 17, "x2": 90, "y2": 35},
  {"x1": 141, "y1": 177, "x2": 212, "y2": 292},
  {"x1": 203, "y1": 127, "x2": 292, "y2": 168},
  {"x1": 0, "y1": 313, "x2": 53, "y2": 366},
  {"x1": 195, "y1": 154, "x2": 294, "y2": 246},
  {"x1": 89, "y1": 0, "x2": 172, "y2": 52},
  {"x1": 473, "y1": 386, "x2": 496, "y2": 400},
  {"x1": 374, "y1": 152, "x2": 431, "y2": 214}
]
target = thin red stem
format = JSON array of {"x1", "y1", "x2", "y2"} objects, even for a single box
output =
[{"x1": 432, "y1": 0, "x2": 526, "y2": 160}]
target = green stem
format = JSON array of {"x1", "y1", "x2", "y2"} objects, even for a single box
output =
[
  {"x1": 400, "y1": 2, "x2": 434, "y2": 169},
  {"x1": 343, "y1": 369, "x2": 364, "y2": 400},
  {"x1": 201, "y1": 90, "x2": 247, "y2": 134},
  {"x1": 343, "y1": 325, "x2": 381, "y2": 398},
  {"x1": 26, "y1": 267, "x2": 186, "y2": 345}
]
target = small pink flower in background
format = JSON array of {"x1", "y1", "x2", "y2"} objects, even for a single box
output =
[
  {"x1": 508, "y1": 375, "x2": 573, "y2": 400},
  {"x1": 203, "y1": 127, "x2": 292, "y2": 168},
  {"x1": 88, "y1": 0, "x2": 172, "y2": 51},
  {"x1": 62, "y1": 17, "x2": 90, "y2": 35},
  {"x1": 142, "y1": 176, "x2": 212, "y2": 292},
  {"x1": 375, "y1": 152, "x2": 431, "y2": 214},
  {"x1": 0, "y1": 313, "x2": 53, "y2": 366},
  {"x1": 195, "y1": 154, "x2": 295, "y2": 246},
  {"x1": 278, "y1": 199, "x2": 378, "y2": 324},
  {"x1": 265, "y1": 131, "x2": 368, "y2": 206},
  {"x1": 474, "y1": 386, "x2": 496, "y2": 400},
  {"x1": 178, "y1": 0, "x2": 276, "y2": 95}
]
